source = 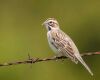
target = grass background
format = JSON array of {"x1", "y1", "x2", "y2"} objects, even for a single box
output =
[{"x1": 0, "y1": 0, "x2": 100, "y2": 80}]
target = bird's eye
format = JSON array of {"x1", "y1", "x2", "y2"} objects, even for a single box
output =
[
  {"x1": 48, "y1": 21, "x2": 54, "y2": 27},
  {"x1": 49, "y1": 21, "x2": 53, "y2": 23}
]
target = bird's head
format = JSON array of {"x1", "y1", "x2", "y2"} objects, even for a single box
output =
[{"x1": 42, "y1": 18, "x2": 59, "y2": 31}]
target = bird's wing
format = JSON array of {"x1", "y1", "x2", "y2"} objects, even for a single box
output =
[
  {"x1": 50, "y1": 30, "x2": 93, "y2": 76},
  {"x1": 50, "y1": 30, "x2": 78, "y2": 63}
]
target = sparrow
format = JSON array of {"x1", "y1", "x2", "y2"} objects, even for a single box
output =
[{"x1": 42, "y1": 18, "x2": 93, "y2": 76}]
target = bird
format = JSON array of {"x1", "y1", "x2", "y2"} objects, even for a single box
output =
[{"x1": 42, "y1": 18, "x2": 93, "y2": 76}]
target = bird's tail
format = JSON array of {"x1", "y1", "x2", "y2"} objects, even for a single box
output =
[{"x1": 75, "y1": 54, "x2": 93, "y2": 76}]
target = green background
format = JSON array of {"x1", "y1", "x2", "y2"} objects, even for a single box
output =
[{"x1": 0, "y1": 0, "x2": 100, "y2": 80}]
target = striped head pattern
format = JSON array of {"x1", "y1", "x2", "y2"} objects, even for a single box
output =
[{"x1": 42, "y1": 18, "x2": 60, "y2": 31}]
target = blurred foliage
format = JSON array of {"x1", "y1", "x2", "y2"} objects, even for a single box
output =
[{"x1": 0, "y1": 0, "x2": 100, "y2": 80}]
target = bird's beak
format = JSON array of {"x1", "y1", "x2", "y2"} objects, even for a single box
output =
[
  {"x1": 42, "y1": 22, "x2": 44, "y2": 26},
  {"x1": 42, "y1": 21, "x2": 46, "y2": 26}
]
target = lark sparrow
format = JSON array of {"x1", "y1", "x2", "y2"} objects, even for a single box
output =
[{"x1": 42, "y1": 18, "x2": 93, "y2": 76}]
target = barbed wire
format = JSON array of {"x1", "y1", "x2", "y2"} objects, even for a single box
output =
[{"x1": 0, "y1": 51, "x2": 99, "y2": 67}]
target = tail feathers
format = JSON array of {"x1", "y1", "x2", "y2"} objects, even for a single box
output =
[{"x1": 75, "y1": 54, "x2": 93, "y2": 76}]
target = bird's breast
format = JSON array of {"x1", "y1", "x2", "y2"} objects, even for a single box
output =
[{"x1": 47, "y1": 31, "x2": 58, "y2": 54}]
